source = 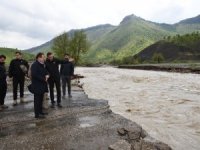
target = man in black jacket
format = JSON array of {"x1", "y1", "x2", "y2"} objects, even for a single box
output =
[
  {"x1": 45, "y1": 52, "x2": 64, "y2": 108},
  {"x1": 0, "y1": 55, "x2": 8, "y2": 110},
  {"x1": 8, "y1": 51, "x2": 29, "y2": 105},
  {"x1": 31, "y1": 53, "x2": 49, "y2": 119},
  {"x1": 60, "y1": 53, "x2": 74, "y2": 98}
]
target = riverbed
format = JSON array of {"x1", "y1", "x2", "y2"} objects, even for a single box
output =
[{"x1": 76, "y1": 67, "x2": 200, "y2": 150}]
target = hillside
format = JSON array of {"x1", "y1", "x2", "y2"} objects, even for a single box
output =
[
  {"x1": 135, "y1": 32, "x2": 200, "y2": 63},
  {"x1": 25, "y1": 24, "x2": 116, "y2": 55},
  {"x1": 25, "y1": 40, "x2": 53, "y2": 54},
  {"x1": 85, "y1": 15, "x2": 176, "y2": 63},
  {"x1": 25, "y1": 14, "x2": 200, "y2": 64},
  {"x1": 0, "y1": 47, "x2": 34, "y2": 64},
  {"x1": 175, "y1": 15, "x2": 200, "y2": 34}
]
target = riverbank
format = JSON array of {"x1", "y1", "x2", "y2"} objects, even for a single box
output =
[
  {"x1": 0, "y1": 86, "x2": 171, "y2": 150},
  {"x1": 118, "y1": 63, "x2": 200, "y2": 74}
]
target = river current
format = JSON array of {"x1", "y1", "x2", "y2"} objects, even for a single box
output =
[{"x1": 76, "y1": 67, "x2": 200, "y2": 150}]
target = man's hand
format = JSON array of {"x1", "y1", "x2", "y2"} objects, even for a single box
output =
[{"x1": 45, "y1": 75, "x2": 50, "y2": 81}]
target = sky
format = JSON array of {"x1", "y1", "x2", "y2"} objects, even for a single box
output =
[{"x1": 0, "y1": 0, "x2": 200, "y2": 50}]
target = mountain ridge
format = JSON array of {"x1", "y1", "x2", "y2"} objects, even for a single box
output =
[{"x1": 25, "y1": 13, "x2": 200, "y2": 64}]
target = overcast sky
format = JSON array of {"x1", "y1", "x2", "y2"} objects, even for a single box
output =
[{"x1": 0, "y1": 0, "x2": 200, "y2": 50}]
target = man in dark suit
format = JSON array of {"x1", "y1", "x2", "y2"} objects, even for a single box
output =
[
  {"x1": 45, "y1": 52, "x2": 65, "y2": 108},
  {"x1": 0, "y1": 55, "x2": 8, "y2": 110},
  {"x1": 31, "y1": 53, "x2": 49, "y2": 119},
  {"x1": 60, "y1": 53, "x2": 74, "y2": 98},
  {"x1": 8, "y1": 51, "x2": 29, "y2": 105}
]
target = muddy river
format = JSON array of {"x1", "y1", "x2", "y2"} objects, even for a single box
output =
[{"x1": 76, "y1": 67, "x2": 200, "y2": 150}]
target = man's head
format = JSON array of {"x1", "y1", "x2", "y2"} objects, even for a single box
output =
[
  {"x1": 47, "y1": 52, "x2": 54, "y2": 61},
  {"x1": 36, "y1": 52, "x2": 45, "y2": 64},
  {"x1": 15, "y1": 51, "x2": 22, "y2": 60},
  {"x1": 0, "y1": 55, "x2": 6, "y2": 63},
  {"x1": 64, "y1": 53, "x2": 70, "y2": 60}
]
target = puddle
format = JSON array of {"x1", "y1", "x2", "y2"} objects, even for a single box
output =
[{"x1": 79, "y1": 116, "x2": 99, "y2": 128}]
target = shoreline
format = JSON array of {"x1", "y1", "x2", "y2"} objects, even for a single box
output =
[{"x1": 118, "y1": 63, "x2": 200, "y2": 74}]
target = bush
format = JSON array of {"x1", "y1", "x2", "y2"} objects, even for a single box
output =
[{"x1": 152, "y1": 53, "x2": 165, "y2": 63}]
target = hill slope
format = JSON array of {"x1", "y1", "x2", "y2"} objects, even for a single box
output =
[
  {"x1": 25, "y1": 24, "x2": 116, "y2": 55},
  {"x1": 25, "y1": 14, "x2": 200, "y2": 64},
  {"x1": 135, "y1": 32, "x2": 200, "y2": 63},
  {"x1": 0, "y1": 47, "x2": 34, "y2": 64}
]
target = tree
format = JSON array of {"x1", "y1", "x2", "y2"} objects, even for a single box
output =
[
  {"x1": 69, "y1": 30, "x2": 89, "y2": 65},
  {"x1": 52, "y1": 32, "x2": 69, "y2": 58},
  {"x1": 152, "y1": 53, "x2": 164, "y2": 63},
  {"x1": 52, "y1": 30, "x2": 89, "y2": 65}
]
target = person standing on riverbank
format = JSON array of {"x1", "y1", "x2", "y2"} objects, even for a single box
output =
[
  {"x1": 0, "y1": 55, "x2": 8, "y2": 110},
  {"x1": 8, "y1": 51, "x2": 29, "y2": 106},
  {"x1": 60, "y1": 53, "x2": 74, "y2": 98},
  {"x1": 31, "y1": 53, "x2": 49, "y2": 119},
  {"x1": 45, "y1": 52, "x2": 65, "y2": 108}
]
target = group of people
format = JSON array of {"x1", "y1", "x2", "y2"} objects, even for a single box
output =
[{"x1": 0, "y1": 51, "x2": 74, "y2": 119}]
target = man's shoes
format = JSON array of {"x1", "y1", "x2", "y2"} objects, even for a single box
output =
[
  {"x1": 35, "y1": 115, "x2": 46, "y2": 119},
  {"x1": 68, "y1": 94, "x2": 72, "y2": 98},
  {"x1": 13, "y1": 100, "x2": 18, "y2": 106},
  {"x1": 62, "y1": 95, "x2": 66, "y2": 99},
  {"x1": 0, "y1": 105, "x2": 8, "y2": 109},
  {"x1": 57, "y1": 103, "x2": 62, "y2": 108},
  {"x1": 50, "y1": 104, "x2": 55, "y2": 108},
  {"x1": 20, "y1": 97, "x2": 25, "y2": 103},
  {"x1": 40, "y1": 112, "x2": 48, "y2": 115}
]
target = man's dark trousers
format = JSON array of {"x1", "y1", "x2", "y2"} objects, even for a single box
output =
[
  {"x1": 13, "y1": 76, "x2": 25, "y2": 100},
  {"x1": 34, "y1": 94, "x2": 43, "y2": 117},
  {"x1": 0, "y1": 82, "x2": 7, "y2": 105},
  {"x1": 61, "y1": 76, "x2": 71, "y2": 96},
  {"x1": 48, "y1": 78, "x2": 61, "y2": 104}
]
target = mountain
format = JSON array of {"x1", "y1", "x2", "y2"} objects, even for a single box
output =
[
  {"x1": 177, "y1": 15, "x2": 200, "y2": 24},
  {"x1": 87, "y1": 14, "x2": 175, "y2": 62},
  {"x1": 25, "y1": 40, "x2": 53, "y2": 54},
  {"x1": 175, "y1": 15, "x2": 200, "y2": 34},
  {"x1": 135, "y1": 32, "x2": 200, "y2": 63},
  {"x1": 25, "y1": 24, "x2": 116, "y2": 54},
  {"x1": 25, "y1": 14, "x2": 200, "y2": 64}
]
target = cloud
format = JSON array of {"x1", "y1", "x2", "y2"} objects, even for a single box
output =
[
  {"x1": 0, "y1": 0, "x2": 199, "y2": 49},
  {"x1": 0, "y1": 29, "x2": 44, "y2": 49}
]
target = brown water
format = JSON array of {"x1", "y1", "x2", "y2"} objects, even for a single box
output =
[{"x1": 76, "y1": 67, "x2": 200, "y2": 150}]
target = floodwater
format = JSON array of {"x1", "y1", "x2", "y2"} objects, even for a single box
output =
[{"x1": 76, "y1": 67, "x2": 200, "y2": 150}]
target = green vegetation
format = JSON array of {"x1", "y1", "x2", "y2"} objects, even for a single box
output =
[
  {"x1": 52, "y1": 32, "x2": 69, "y2": 58},
  {"x1": 135, "y1": 32, "x2": 200, "y2": 63},
  {"x1": 52, "y1": 30, "x2": 89, "y2": 65},
  {"x1": 0, "y1": 47, "x2": 35, "y2": 64},
  {"x1": 26, "y1": 14, "x2": 200, "y2": 65},
  {"x1": 165, "y1": 31, "x2": 200, "y2": 50},
  {"x1": 152, "y1": 53, "x2": 165, "y2": 63}
]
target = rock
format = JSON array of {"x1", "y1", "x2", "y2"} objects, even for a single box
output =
[
  {"x1": 109, "y1": 140, "x2": 131, "y2": 150},
  {"x1": 141, "y1": 140, "x2": 157, "y2": 150},
  {"x1": 141, "y1": 129, "x2": 148, "y2": 138},
  {"x1": 128, "y1": 131, "x2": 141, "y2": 141},
  {"x1": 132, "y1": 141, "x2": 142, "y2": 150},
  {"x1": 141, "y1": 136, "x2": 172, "y2": 150},
  {"x1": 154, "y1": 142, "x2": 172, "y2": 150},
  {"x1": 117, "y1": 128, "x2": 127, "y2": 136},
  {"x1": 125, "y1": 126, "x2": 142, "y2": 141}
]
